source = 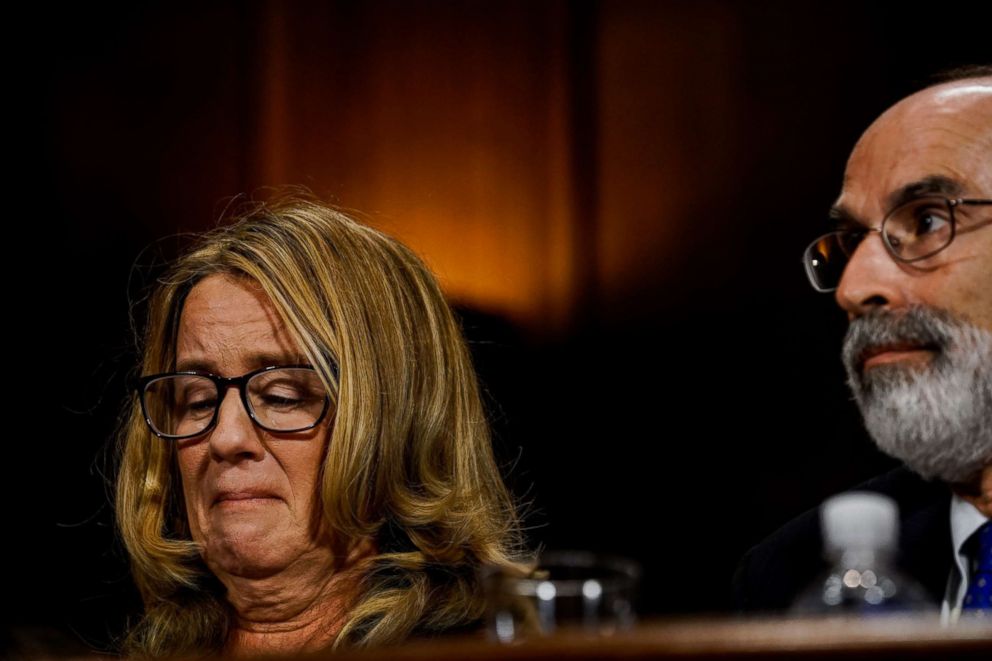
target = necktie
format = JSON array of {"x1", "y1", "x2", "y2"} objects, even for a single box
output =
[{"x1": 962, "y1": 520, "x2": 992, "y2": 612}]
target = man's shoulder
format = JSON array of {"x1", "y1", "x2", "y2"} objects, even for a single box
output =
[
  {"x1": 732, "y1": 467, "x2": 951, "y2": 612},
  {"x1": 853, "y1": 466, "x2": 950, "y2": 507}
]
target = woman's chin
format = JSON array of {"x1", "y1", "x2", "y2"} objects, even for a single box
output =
[{"x1": 202, "y1": 521, "x2": 300, "y2": 579}]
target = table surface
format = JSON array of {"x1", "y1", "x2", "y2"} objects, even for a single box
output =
[{"x1": 52, "y1": 614, "x2": 992, "y2": 660}]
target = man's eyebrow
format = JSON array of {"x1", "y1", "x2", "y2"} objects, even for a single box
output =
[
  {"x1": 828, "y1": 205, "x2": 862, "y2": 230},
  {"x1": 886, "y1": 175, "x2": 963, "y2": 211},
  {"x1": 828, "y1": 175, "x2": 965, "y2": 230}
]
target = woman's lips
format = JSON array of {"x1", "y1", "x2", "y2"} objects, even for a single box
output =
[{"x1": 213, "y1": 491, "x2": 280, "y2": 507}]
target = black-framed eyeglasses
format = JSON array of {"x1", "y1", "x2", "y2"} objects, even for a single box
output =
[
  {"x1": 133, "y1": 365, "x2": 332, "y2": 440},
  {"x1": 802, "y1": 196, "x2": 992, "y2": 293}
]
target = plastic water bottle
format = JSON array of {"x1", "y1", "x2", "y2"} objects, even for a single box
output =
[{"x1": 791, "y1": 492, "x2": 935, "y2": 614}]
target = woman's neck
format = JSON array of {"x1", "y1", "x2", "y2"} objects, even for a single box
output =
[
  {"x1": 225, "y1": 576, "x2": 353, "y2": 656},
  {"x1": 219, "y1": 541, "x2": 373, "y2": 657}
]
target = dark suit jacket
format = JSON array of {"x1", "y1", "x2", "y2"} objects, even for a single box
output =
[{"x1": 733, "y1": 467, "x2": 953, "y2": 612}]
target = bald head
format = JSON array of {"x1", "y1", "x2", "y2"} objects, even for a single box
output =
[{"x1": 833, "y1": 76, "x2": 992, "y2": 330}]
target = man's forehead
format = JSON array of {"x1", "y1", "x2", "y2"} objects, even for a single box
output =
[{"x1": 836, "y1": 78, "x2": 992, "y2": 216}]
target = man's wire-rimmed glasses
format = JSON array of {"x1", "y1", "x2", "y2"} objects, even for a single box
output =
[
  {"x1": 134, "y1": 365, "x2": 332, "y2": 440},
  {"x1": 803, "y1": 196, "x2": 992, "y2": 293}
]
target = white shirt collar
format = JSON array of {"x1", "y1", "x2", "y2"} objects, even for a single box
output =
[
  {"x1": 944, "y1": 494, "x2": 989, "y2": 621},
  {"x1": 951, "y1": 494, "x2": 989, "y2": 561}
]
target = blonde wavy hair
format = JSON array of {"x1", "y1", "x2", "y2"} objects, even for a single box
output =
[{"x1": 116, "y1": 195, "x2": 524, "y2": 657}]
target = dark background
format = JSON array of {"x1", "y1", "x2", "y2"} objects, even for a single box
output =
[{"x1": 10, "y1": 0, "x2": 990, "y2": 652}]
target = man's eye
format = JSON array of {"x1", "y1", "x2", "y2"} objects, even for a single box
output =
[
  {"x1": 913, "y1": 210, "x2": 950, "y2": 236},
  {"x1": 838, "y1": 229, "x2": 867, "y2": 257}
]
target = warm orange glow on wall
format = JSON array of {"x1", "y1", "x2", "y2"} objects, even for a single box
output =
[
  {"x1": 244, "y1": 1, "x2": 580, "y2": 331},
  {"x1": 238, "y1": 1, "x2": 746, "y2": 331}
]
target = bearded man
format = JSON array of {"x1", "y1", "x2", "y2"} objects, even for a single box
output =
[{"x1": 733, "y1": 67, "x2": 992, "y2": 620}]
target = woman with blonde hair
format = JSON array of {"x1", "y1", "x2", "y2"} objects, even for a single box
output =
[{"x1": 116, "y1": 194, "x2": 523, "y2": 657}]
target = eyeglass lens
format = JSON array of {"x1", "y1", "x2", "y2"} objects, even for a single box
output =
[
  {"x1": 881, "y1": 197, "x2": 954, "y2": 259},
  {"x1": 804, "y1": 231, "x2": 862, "y2": 292},
  {"x1": 142, "y1": 368, "x2": 328, "y2": 437},
  {"x1": 804, "y1": 197, "x2": 955, "y2": 291}
]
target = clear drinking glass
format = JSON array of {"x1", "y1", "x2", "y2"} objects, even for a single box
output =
[{"x1": 482, "y1": 551, "x2": 641, "y2": 643}]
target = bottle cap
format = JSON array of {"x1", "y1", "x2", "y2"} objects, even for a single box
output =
[{"x1": 820, "y1": 491, "x2": 898, "y2": 554}]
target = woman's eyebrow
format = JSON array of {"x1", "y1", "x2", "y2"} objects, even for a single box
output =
[
  {"x1": 174, "y1": 358, "x2": 214, "y2": 372},
  {"x1": 175, "y1": 353, "x2": 307, "y2": 372}
]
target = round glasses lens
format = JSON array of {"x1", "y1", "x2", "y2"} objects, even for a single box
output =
[
  {"x1": 805, "y1": 232, "x2": 856, "y2": 291},
  {"x1": 883, "y1": 197, "x2": 953, "y2": 261},
  {"x1": 143, "y1": 374, "x2": 218, "y2": 438},
  {"x1": 247, "y1": 368, "x2": 328, "y2": 432}
]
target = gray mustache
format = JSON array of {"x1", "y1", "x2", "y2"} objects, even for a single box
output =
[{"x1": 842, "y1": 307, "x2": 952, "y2": 370}]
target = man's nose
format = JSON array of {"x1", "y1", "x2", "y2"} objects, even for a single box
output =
[
  {"x1": 834, "y1": 232, "x2": 909, "y2": 319},
  {"x1": 208, "y1": 387, "x2": 265, "y2": 461}
]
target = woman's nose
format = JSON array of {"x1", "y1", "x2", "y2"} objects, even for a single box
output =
[{"x1": 208, "y1": 386, "x2": 266, "y2": 461}]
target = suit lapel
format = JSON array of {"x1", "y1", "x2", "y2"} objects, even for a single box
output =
[{"x1": 897, "y1": 483, "x2": 953, "y2": 605}]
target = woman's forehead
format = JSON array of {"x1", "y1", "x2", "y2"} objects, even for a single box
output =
[{"x1": 176, "y1": 273, "x2": 303, "y2": 372}]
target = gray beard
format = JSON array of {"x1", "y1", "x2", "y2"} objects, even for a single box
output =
[{"x1": 842, "y1": 306, "x2": 992, "y2": 485}]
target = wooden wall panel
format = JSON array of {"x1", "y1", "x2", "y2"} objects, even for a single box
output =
[
  {"x1": 242, "y1": 1, "x2": 581, "y2": 330},
  {"x1": 595, "y1": 0, "x2": 744, "y2": 315}
]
